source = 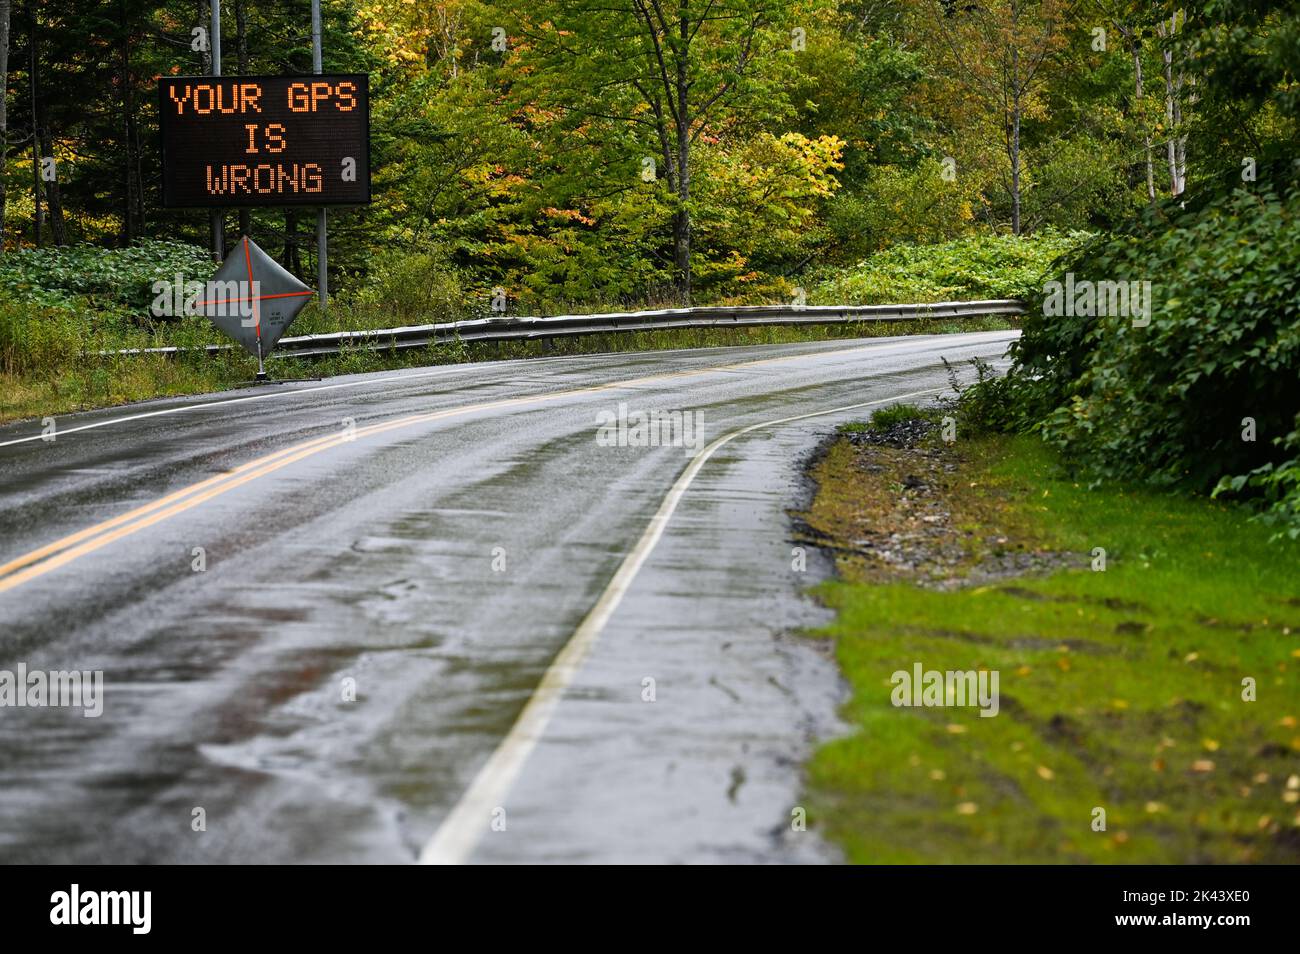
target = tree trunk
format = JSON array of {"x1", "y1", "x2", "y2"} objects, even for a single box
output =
[
  {"x1": 1132, "y1": 41, "x2": 1155, "y2": 203},
  {"x1": 284, "y1": 210, "x2": 301, "y2": 275},
  {"x1": 31, "y1": 28, "x2": 64, "y2": 247},
  {"x1": 673, "y1": 6, "x2": 691, "y2": 305},
  {"x1": 1007, "y1": 40, "x2": 1022, "y2": 236},
  {"x1": 119, "y1": 0, "x2": 136, "y2": 244},
  {"x1": 195, "y1": 0, "x2": 210, "y2": 73},
  {"x1": 0, "y1": 0, "x2": 11, "y2": 255},
  {"x1": 37, "y1": 124, "x2": 64, "y2": 244},
  {"x1": 1010, "y1": 99, "x2": 1022, "y2": 235},
  {"x1": 1162, "y1": 46, "x2": 1177, "y2": 195},
  {"x1": 27, "y1": 0, "x2": 39, "y2": 246},
  {"x1": 1159, "y1": 12, "x2": 1185, "y2": 198},
  {"x1": 1172, "y1": 84, "x2": 1186, "y2": 194}
]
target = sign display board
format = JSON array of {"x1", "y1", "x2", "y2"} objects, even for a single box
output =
[{"x1": 159, "y1": 74, "x2": 370, "y2": 208}]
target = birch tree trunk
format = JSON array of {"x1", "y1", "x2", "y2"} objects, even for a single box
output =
[
  {"x1": 1009, "y1": 44, "x2": 1022, "y2": 235},
  {"x1": 1132, "y1": 39, "x2": 1155, "y2": 203},
  {"x1": 1158, "y1": 10, "x2": 1186, "y2": 197}
]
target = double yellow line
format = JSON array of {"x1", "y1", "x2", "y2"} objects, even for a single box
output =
[
  {"x1": 0, "y1": 365, "x2": 725, "y2": 594},
  {"x1": 0, "y1": 335, "x2": 970, "y2": 595}
]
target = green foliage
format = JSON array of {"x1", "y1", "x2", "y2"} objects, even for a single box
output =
[
  {"x1": 1215, "y1": 417, "x2": 1300, "y2": 540},
  {"x1": 939, "y1": 357, "x2": 1031, "y2": 435},
  {"x1": 824, "y1": 158, "x2": 985, "y2": 260},
  {"x1": 866, "y1": 403, "x2": 939, "y2": 430},
  {"x1": 0, "y1": 241, "x2": 214, "y2": 312},
  {"x1": 0, "y1": 298, "x2": 85, "y2": 375},
  {"x1": 1001, "y1": 183, "x2": 1300, "y2": 532},
  {"x1": 1023, "y1": 135, "x2": 1143, "y2": 233},
  {"x1": 812, "y1": 231, "x2": 1086, "y2": 305},
  {"x1": 346, "y1": 249, "x2": 471, "y2": 324}
]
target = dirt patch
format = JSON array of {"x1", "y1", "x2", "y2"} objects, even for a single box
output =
[{"x1": 793, "y1": 417, "x2": 1084, "y2": 589}]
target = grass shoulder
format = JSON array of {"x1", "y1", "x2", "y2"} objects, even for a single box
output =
[{"x1": 799, "y1": 418, "x2": 1300, "y2": 863}]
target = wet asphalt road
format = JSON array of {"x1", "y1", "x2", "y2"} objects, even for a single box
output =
[{"x1": 0, "y1": 331, "x2": 1016, "y2": 864}]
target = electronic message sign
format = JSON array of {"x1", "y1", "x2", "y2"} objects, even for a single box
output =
[{"x1": 159, "y1": 74, "x2": 370, "y2": 208}]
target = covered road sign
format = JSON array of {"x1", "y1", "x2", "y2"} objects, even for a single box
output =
[{"x1": 201, "y1": 236, "x2": 313, "y2": 362}]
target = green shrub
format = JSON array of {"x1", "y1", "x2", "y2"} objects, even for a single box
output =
[
  {"x1": 867, "y1": 402, "x2": 939, "y2": 430},
  {"x1": 824, "y1": 159, "x2": 988, "y2": 259},
  {"x1": 811, "y1": 231, "x2": 1087, "y2": 305},
  {"x1": 1214, "y1": 417, "x2": 1300, "y2": 539},
  {"x1": 350, "y1": 249, "x2": 470, "y2": 323},
  {"x1": 1003, "y1": 183, "x2": 1300, "y2": 533},
  {"x1": 940, "y1": 357, "x2": 1029, "y2": 435}
]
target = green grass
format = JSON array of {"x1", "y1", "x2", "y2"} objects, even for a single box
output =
[
  {"x1": 871, "y1": 402, "x2": 942, "y2": 430},
  {"x1": 806, "y1": 434, "x2": 1300, "y2": 863}
]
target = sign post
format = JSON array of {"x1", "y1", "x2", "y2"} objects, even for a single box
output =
[
  {"x1": 312, "y1": 0, "x2": 328, "y2": 316},
  {"x1": 160, "y1": 2, "x2": 368, "y2": 376},
  {"x1": 209, "y1": 0, "x2": 223, "y2": 263}
]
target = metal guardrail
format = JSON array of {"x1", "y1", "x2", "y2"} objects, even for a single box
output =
[{"x1": 107, "y1": 299, "x2": 1026, "y2": 358}]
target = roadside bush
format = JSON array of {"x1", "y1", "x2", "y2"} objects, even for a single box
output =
[
  {"x1": 1215, "y1": 416, "x2": 1300, "y2": 539},
  {"x1": 824, "y1": 158, "x2": 985, "y2": 259},
  {"x1": 940, "y1": 357, "x2": 1028, "y2": 435},
  {"x1": 1001, "y1": 183, "x2": 1300, "y2": 533},
  {"x1": 350, "y1": 249, "x2": 470, "y2": 323}
]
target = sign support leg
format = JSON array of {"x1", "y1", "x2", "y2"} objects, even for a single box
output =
[
  {"x1": 209, "y1": 0, "x2": 223, "y2": 263},
  {"x1": 312, "y1": 0, "x2": 327, "y2": 317}
]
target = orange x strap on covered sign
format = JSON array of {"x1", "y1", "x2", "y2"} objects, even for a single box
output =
[{"x1": 200, "y1": 235, "x2": 314, "y2": 361}]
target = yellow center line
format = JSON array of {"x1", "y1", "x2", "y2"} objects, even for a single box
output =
[
  {"x1": 0, "y1": 427, "x2": 360, "y2": 579},
  {"x1": 0, "y1": 365, "x2": 718, "y2": 593},
  {"x1": 0, "y1": 336, "x2": 987, "y2": 593}
]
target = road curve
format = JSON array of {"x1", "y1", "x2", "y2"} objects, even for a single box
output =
[{"x1": 0, "y1": 330, "x2": 1017, "y2": 863}]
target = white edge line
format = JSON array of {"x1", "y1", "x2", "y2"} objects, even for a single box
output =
[
  {"x1": 417, "y1": 385, "x2": 946, "y2": 865},
  {"x1": 0, "y1": 363, "x2": 481, "y2": 449}
]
